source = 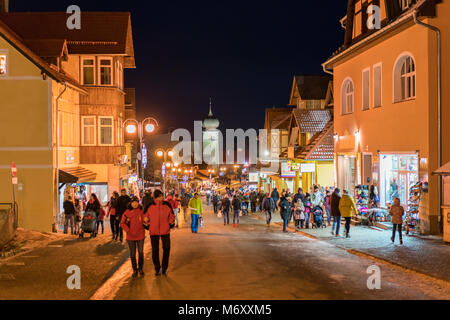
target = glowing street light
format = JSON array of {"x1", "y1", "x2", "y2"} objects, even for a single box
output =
[
  {"x1": 126, "y1": 124, "x2": 137, "y2": 134},
  {"x1": 145, "y1": 123, "x2": 155, "y2": 133}
]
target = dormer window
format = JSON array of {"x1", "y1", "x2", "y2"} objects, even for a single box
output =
[{"x1": 99, "y1": 57, "x2": 113, "y2": 86}]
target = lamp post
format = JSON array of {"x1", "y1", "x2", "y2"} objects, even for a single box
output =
[
  {"x1": 156, "y1": 149, "x2": 174, "y2": 197},
  {"x1": 123, "y1": 117, "x2": 159, "y2": 194}
]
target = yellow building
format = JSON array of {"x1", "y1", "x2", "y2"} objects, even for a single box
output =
[
  {"x1": 281, "y1": 75, "x2": 335, "y2": 193},
  {"x1": 0, "y1": 9, "x2": 136, "y2": 232},
  {"x1": 323, "y1": 0, "x2": 450, "y2": 234}
]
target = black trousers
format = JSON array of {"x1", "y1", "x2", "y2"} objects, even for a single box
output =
[
  {"x1": 127, "y1": 239, "x2": 144, "y2": 271},
  {"x1": 110, "y1": 215, "x2": 116, "y2": 236},
  {"x1": 344, "y1": 217, "x2": 351, "y2": 235},
  {"x1": 392, "y1": 224, "x2": 403, "y2": 241},
  {"x1": 251, "y1": 202, "x2": 256, "y2": 212},
  {"x1": 96, "y1": 220, "x2": 104, "y2": 233},
  {"x1": 150, "y1": 234, "x2": 171, "y2": 273},
  {"x1": 213, "y1": 203, "x2": 218, "y2": 214},
  {"x1": 114, "y1": 216, "x2": 123, "y2": 240}
]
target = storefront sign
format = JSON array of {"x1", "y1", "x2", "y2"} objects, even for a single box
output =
[
  {"x1": 301, "y1": 163, "x2": 315, "y2": 173},
  {"x1": 281, "y1": 162, "x2": 295, "y2": 178},
  {"x1": 65, "y1": 151, "x2": 75, "y2": 164},
  {"x1": 142, "y1": 144, "x2": 148, "y2": 168},
  {"x1": 288, "y1": 161, "x2": 301, "y2": 171},
  {"x1": 249, "y1": 172, "x2": 258, "y2": 182}
]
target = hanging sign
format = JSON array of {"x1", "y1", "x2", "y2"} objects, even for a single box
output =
[{"x1": 11, "y1": 162, "x2": 18, "y2": 185}]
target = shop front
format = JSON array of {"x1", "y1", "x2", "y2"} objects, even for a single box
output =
[
  {"x1": 379, "y1": 153, "x2": 419, "y2": 207},
  {"x1": 280, "y1": 161, "x2": 295, "y2": 193},
  {"x1": 336, "y1": 154, "x2": 358, "y2": 192}
]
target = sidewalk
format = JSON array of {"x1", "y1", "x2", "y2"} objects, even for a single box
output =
[{"x1": 250, "y1": 211, "x2": 450, "y2": 283}]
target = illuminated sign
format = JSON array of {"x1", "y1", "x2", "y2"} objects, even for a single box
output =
[
  {"x1": 301, "y1": 163, "x2": 316, "y2": 173},
  {"x1": 249, "y1": 173, "x2": 258, "y2": 182},
  {"x1": 281, "y1": 162, "x2": 295, "y2": 178}
]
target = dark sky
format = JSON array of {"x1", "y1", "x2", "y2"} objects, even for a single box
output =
[{"x1": 11, "y1": 1, "x2": 345, "y2": 132}]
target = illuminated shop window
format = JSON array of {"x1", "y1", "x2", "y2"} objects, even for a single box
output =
[{"x1": 0, "y1": 54, "x2": 7, "y2": 75}]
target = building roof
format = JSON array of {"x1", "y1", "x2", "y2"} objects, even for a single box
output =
[
  {"x1": 0, "y1": 12, "x2": 135, "y2": 67},
  {"x1": 23, "y1": 38, "x2": 68, "y2": 58},
  {"x1": 295, "y1": 121, "x2": 334, "y2": 161},
  {"x1": 292, "y1": 109, "x2": 332, "y2": 133},
  {"x1": 0, "y1": 18, "x2": 84, "y2": 91},
  {"x1": 292, "y1": 75, "x2": 332, "y2": 101},
  {"x1": 323, "y1": 0, "x2": 440, "y2": 68}
]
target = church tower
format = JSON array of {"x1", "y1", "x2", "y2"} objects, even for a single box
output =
[{"x1": 202, "y1": 98, "x2": 220, "y2": 166}]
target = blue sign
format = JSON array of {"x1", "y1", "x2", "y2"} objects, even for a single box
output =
[{"x1": 142, "y1": 144, "x2": 148, "y2": 168}]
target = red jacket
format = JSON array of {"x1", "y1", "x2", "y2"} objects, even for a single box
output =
[
  {"x1": 120, "y1": 208, "x2": 146, "y2": 241},
  {"x1": 145, "y1": 199, "x2": 175, "y2": 236}
]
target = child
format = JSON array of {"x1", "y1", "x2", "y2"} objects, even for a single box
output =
[
  {"x1": 293, "y1": 198, "x2": 305, "y2": 230},
  {"x1": 97, "y1": 206, "x2": 106, "y2": 234},
  {"x1": 303, "y1": 193, "x2": 312, "y2": 229}
]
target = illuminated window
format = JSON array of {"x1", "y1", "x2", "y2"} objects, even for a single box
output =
[
  {"x1": 0, "y1": 54, "x2": 7, "y2": 76},
  {"x1": 99, "y1": 57, "x2": 113, "y2": 85},
  {"x1": 341, "y1": 78, "x2": 354, "y2": 115},
  {"x1": 373, "y1": 63, "x2": 382, "y2": 107},
  {"x1": 98, "y1": 116, "x2": 114, "y2": 145},
  {"x1": 82, "y1": 57, "x2": 95, "y2": 85},
  {"x1": 82, "y1": 116, "x2": 96, "y2": 146},
  {"x1": 362, "y1": 68, "x2": 370, "y2": 110}
]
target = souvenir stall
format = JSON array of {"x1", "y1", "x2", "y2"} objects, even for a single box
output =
[{"x1": 405, "y1": 181, "x2": 422, "y2": 235}]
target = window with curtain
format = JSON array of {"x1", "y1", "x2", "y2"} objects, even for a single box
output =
[
  {"x1": 341, "y1": 78, "x2": 354, "y2": 115},
  {"x1": 373, "y1": 64, "x2": 382, "y2": 107},
  {"x1": 362, "y1": 69, "x2": 370, "y2": 110},
  {"x1": 82, "y1": 117, "x2": 96, "y2": 145},
  {"x1": 99, "y1": 58, "x2": 112, "y2": 85},
  {"x1": 0, "y1": 54, "x2": 6, "y2": 75},
  {"x1": 394, "y1": 55, "x2": 416, "y2": 102}
]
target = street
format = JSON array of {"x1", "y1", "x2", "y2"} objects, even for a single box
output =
[{"x1": 109, "y1": 203, "x2": 450, "y2": 300}]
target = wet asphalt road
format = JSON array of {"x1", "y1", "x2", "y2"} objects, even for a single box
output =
[{"x1": 112, "y1": 207, "x2": 450, "y2": 300}]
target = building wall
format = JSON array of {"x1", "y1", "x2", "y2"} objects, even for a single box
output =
[
  {"x1": 333, "y1": 10, "x2": 450, "y2": 233},
  {"x1": 317, "y1": 162, "x2": 335, "y2": 188}
]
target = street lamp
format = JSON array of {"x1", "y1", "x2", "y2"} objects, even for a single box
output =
[
  {"x1": 123, "y1": 117, "x2": 159, "y2": 194},
  {"x1": 155, "y1": 148, "x2": 174, "y2": 197}
]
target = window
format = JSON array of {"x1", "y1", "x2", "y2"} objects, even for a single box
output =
[
  {"x1": 399, "y1": 0, "x2": 414, "y2": 10},
  {"x1": 306, "y1": 100, "x2": 321, "y2": 110},
  {"x1": 98, "y1": 57, "x2": 113, "y2": 85},
  {"x1": 341, "y1": 78, "x2": 354, "y2": 115},
  {"x1": 98, "y1": 117, "x2": 114, "y2": 145},
  {"x1": 373, "y1": 63, "x2": 382, "y2": 107},
  {"x1": 362, "y1": 68, "x2": 370, "y2": 110},
  {"x1": 82, "y1": 57, "x2": 95, "y2": 85},
  {"x1": 394, "y1": 54, "x2": 416, "y2": 102},
  {"x1": 0, "y1": 52, "x2": 7, "y2": 76},
  {"x1": 82, "y1": 116, "x2": 96, "y2": 146}
]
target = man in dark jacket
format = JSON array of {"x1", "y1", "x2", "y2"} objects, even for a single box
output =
[
  {"x1": 330, "y1": 188, "x2": 342, "y2": 236},
  {"x1": 63, "y1": 196, "x2": 76, "y2": 235},
  {"x1": 279, "y1": 195, "x2": 291, "y2": 233},
  {"x1": 261, "y1": 193, "x2": 275, "y2": 226},
  {"x1": 271, "y1": 188, "x2": 280, "y2": 212},
  {"x1": 142, "y1": 190, "x2": 154, "y2": 213},
  {"x1": 221, "y1": 194, "x2": 231, "y2": 225},
  {"x1": 212, "y1": 192, "x2": 219, "y2": 214},
  {"x1": 231, "y1": 195, "x2": 241, "y2": 227},
  {"x1": 249, "y1": 191, "x2": 258, "y2": 213},
  {"x1": 115, "y1": 189, "x2": 131, "y2": 242}
]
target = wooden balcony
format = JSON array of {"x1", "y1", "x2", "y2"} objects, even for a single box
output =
[{"x1": 80, "y1": 146, "x2": 126, "y2": 164}]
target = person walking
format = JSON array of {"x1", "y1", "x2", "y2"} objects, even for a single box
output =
[
  {"x1": 63, "y1": 196, "x2": 76, "y2": 235},
  {"x1": 74, "y1": 198, "x2": 83, "y2": 235},
  {"x1": 142, "y1": 189, "x2": 154, "y2": 213},
  {"x1": 339, "y1": 190, "x2": 358, "y2": 238},
  {"x1": 279, "y1": 195, "x2": 291, "y2": 233},
  {"x1": 261, "y1": 193, "x2": 274, "y2": 226},
  {"x1": 231, "y1": 194, "x2": 241, "y2": 228},
  {"x1": 180, "y1": 192, "x2": 191, "y2": 224},
  {"x1": 270, "y1": 188, "x2": 280, "y2": 212},
  {"x1": 85, "y1": 194, "x2": 101, "y2": 237},
  {"x1": 144, "y1": 190, "x2": 175, "y2": 276},
  {"x1": 303, "y1": 193, "x2": 312, "y2": 229},
  {"x1": 330, "y1": 188, "x2": 342, "y2": 236},
  {"x1": 292, "y1": 198, "x2": 305, "y2": 230},
  {"x1": 121, "y1": 197, "x2": 146, "y2": 278},
  {"x1": 115, "y1": 189, "x2": 131, "y2": 242},
  {"x1": 97, "y1": 206, "x2": 106, "y2": 234},
  {"x1": 389, "y1": 198, "x2": 404, "y2": 245},
  {"x1": 221, "y1": 194, "x2": 231, "y2": 225},
  {"x1": 250, "y1": 190, "x2": 257, "y2": 213},
  {"x1": 212, "y1": 191, "x2": 219, "y2": 214},
  {"x1": 107, "y1": 192, "x2": 119, "y2": 240},
  {"x1": 166, "y1": 194, "x2": 179, "y2": 228},
  {"x1": 324, "y1": 190, "x2": 332, "y2": 226},
  {"x1": 188, "y1": 193, "x2": 203, "y2": 233}
]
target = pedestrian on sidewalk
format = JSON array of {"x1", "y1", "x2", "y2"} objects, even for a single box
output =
[
  {"x1": 121, "y1": 197, "x2": 146, "y2": 278},
  {"x1": 303, "y1": 193, "x2": 312, "y2": 229},
  {"x1": 166, "y1": 194, "x2": 179, "y2": 228},
  {"x1": 324, "y1": 190, "x2": 332, "y2": 226},
  {"x1": 389, "y1": 198, "x2": 404, "y2": 245},
  {"x1": 107, "y1": 191, "x2": 119, "y2": 240},
  {"x1": 221, "y1": 194, "x2": 231, "y2": 225},
  {"x1": 250, "y1": 190, "x2": 257, "y2": 213},
  {"x1": 212, "y1": 191, "x2": 219, "y2": 214},
  {"x1": 144, "y1": 190, "x2": 175, "y2": 276},
  {"x1": 85, "y1": 194, "x2": 101, "y2": 237},
  {"x1": 292, "y1": 198, "x2": 305, "y2": 230},
  {"x1": 232, "y1": 194, "x2": 241, "y2": 227},
  {"x1": 142, "y1": 189, "x2": 154, "y2": 213},
  {"x1": 271, "y1": 188, "x2": 280, "y2": 212},
  {"x1": 115, "y1": 189, "x2": 131, "y2": 242},
  {"x1": 97, "y1": 206, "x2": 106, "y2": 234},
  {"x1": 180, "y1": 192, "x2": 191, "y2": 224},
  {"x1": 262, "y1": 193, "x2": 275, "y2": 226},
  {"x1": 339, "y1": 190, "x2": 358, "y2": 238},
  {"x1": 74, "y1": 198, "x2": 83, "y2": 235},
  {"x1": 63, "y1": 196, "x2": 76, "y2": 235},
  {"x1": 188, "y1": 193, "x2": 203, "y2": 233},
  {"x1": 279, "y1": 195, "x2": 291, "y2": 233},
  {"x1": 330, "y1": 188, "x2": 342, "y2": 236}
]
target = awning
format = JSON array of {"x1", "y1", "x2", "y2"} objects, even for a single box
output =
[
  {"x1": 432, "y1": 162, "x2": 450, "y2": 176},
  {"x1": 59, "y1": 167, "x2": 97, "y2": 184}
]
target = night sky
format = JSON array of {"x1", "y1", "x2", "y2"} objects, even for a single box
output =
[{"x1": 11, "y1": 1, "x2": 345, "y2": 132}]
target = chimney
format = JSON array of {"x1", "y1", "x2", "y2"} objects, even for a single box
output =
[{"x1": 0, "y1": 0, "x2": 9, "y2": 13}]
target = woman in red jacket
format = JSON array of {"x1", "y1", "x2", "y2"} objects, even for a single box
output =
[
  {"x1": 144, "y1": 190, "x2": 175, "y2": 276},
  {"x1": 121, "y1": 197, "x2": 146, "y2": 278}
]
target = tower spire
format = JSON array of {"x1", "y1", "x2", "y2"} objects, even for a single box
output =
[{"x1": 208, "y1": 97, "x2": 213, "y2": 117}]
